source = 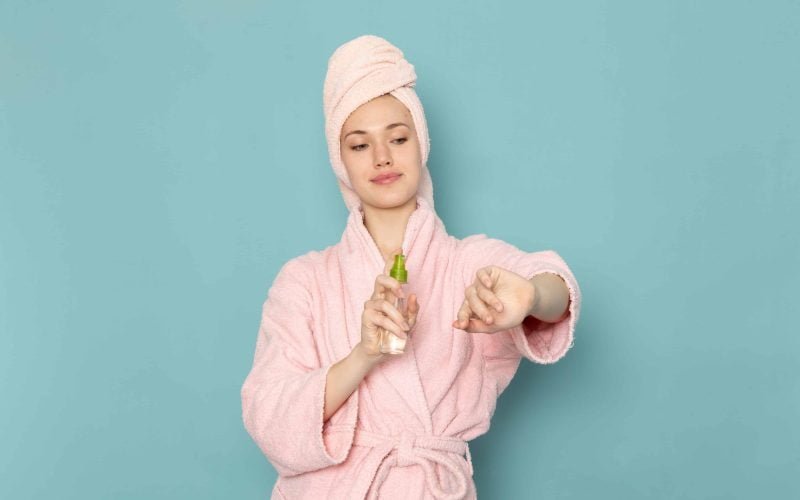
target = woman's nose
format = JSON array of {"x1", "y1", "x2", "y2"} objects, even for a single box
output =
[{"x1": 373, "y1": 143, "x2": 392, "y2": 167}]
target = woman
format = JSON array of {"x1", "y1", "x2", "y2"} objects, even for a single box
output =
[{"x1": 241, "y1": 34, "x2": 581, "y2": 500}]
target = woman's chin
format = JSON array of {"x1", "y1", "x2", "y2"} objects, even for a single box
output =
[{"x1": 363, "y1": 190, "x2": 417, "y2": 210}]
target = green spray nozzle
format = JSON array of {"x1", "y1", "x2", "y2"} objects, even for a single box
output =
[{"x1": 389, "y1": 254, "x2": 408, "y2": 283}]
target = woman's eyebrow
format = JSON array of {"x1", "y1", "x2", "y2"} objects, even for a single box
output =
[{"x1": 343, "y1": 122, "x2": 409, "y2": 139}]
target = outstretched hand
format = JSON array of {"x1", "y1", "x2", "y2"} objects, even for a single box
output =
[{"x1": 452, "y1": 265, "x2": 536, "y2": 334}]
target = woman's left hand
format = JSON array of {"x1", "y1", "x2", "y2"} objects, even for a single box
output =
[{"x1": 453, "y1": 266, "x2": 536, "y2": 334}]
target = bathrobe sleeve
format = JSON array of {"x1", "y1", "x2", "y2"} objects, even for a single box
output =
[
  {"x1": 457, "y1": 234, "x2": 582, "y2": 366},
  {"x1": 241, "y1": 258, "x2": 358, "y2": 477}
]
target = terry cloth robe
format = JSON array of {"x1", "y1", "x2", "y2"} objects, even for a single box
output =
[{"x1": 241, "y1": 194, "x2": 582, "y2": 499}]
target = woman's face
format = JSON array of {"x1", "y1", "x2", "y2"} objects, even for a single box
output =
[{"x1": 340, "y1": 94, "x2": 421, "y2": 210}]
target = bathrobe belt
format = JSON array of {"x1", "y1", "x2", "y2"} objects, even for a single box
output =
[{"x1": 351, "y1": 428, "x2": 474, "y2": 500}]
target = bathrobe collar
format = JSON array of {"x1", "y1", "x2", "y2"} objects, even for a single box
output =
[{"x1": 342, "y1": 193, "x2": 438, "y2": 273}]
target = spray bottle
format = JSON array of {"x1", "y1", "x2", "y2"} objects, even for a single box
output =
[{"x1": 379, "y1": 253, "x2": 409, "y2": 354}]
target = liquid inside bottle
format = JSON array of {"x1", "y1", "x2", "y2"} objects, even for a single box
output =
[{"x1": 379, "y1": 254, "x2": 409, "y2": 355}]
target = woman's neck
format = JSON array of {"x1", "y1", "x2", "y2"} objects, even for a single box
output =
[{"x1": 362, "y1": 197, "x2": 418, "y2": 262}]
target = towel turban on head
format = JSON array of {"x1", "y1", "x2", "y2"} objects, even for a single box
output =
[{"x1": 323, "y1": 34, "x2": 434, "y2": 212}]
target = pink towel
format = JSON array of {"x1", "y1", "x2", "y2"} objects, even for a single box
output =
[{"x1": 241, "y1": 194, "x2": 582, "y2": 499}]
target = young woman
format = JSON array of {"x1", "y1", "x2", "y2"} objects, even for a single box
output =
[{"x1": 241, "y1": 34, "x2": 581, "y2": 500}]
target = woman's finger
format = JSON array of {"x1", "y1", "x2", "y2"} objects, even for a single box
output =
[
  {"x1": 474, "y1": 277, "x2": 503, "y2": 313},
  {"x1": 464, "y1": 316, "x2": 491, "y2": 333},
  {"x1": 477, "y1": 267, "x2": 494, "y2": 289},
  {"x1": 453, "y1": 300, "x2": 492, "y2": 332},
  {"x1": 466, "y1": 285, "x2": 494, "y2": 325},
  {"x1": 453, "y1": 298, "x2": 473, "y2": 330},
  {"x1": 367, "y1": 309, "x2": 407, "y2": 339},
  {"x1": 476, "y1": 267, "x2": 503, "y2": 312},
  {"x1": 406, "y1": 293, "x2": 419, "y2": 325},
  {"x1": 367, "y1": 298, "x2": 410, "y2": 331},
  {"x1": 407, "y1": 293, "x2": 419, "y2": 313},
  {"x1": 374, "y1": 274, "x2": 404, "y2": 299},
  {"x1": 406, "y1": 294, "x2": 419, "y2": 328},
  {"x1": 371, "y1": 274, "x2": 405, "y2": 301}
]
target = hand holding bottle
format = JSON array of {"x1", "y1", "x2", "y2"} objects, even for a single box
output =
[{"x1": 358, "y1": 248, "x2": 419, "y2": 361}]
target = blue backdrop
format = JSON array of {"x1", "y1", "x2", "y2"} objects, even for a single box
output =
[{"x1": 1, "y1": 1, "x2": 798, "y2": 498}]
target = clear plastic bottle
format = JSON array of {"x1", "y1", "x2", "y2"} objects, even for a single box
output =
[{"x1": 379, "y1": 253, "x2": 409, "y2": 355}]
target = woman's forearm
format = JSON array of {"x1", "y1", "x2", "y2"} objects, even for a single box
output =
[{"x1": 323, "y1": 342, "x2": 380, "y2": 422}]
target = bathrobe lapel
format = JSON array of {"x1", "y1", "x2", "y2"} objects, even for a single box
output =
[{"x1": 337, "y1": 194, "x2": 438, "y2": 433}]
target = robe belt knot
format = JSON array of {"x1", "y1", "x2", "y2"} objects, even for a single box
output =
[
  {"x1": 353, "y1": 428, "x2": 474, "y2": 500},
  {"x1": 396, "y1": 430, "x2": 416, "y2": 467}
]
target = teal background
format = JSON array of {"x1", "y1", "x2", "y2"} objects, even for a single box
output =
[{"x1": 1, "y1": 1, "x2": 798, "y2": 498}]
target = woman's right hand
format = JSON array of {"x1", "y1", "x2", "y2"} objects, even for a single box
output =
[{"x1": 358, "y1": 248, "x2": 419, "y2": 362}]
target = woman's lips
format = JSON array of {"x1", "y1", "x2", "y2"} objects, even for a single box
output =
[{"x1": 371, "y1": 174, "x2": 401, "y2": 185}]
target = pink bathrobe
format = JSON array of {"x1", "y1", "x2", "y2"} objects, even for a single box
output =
[{"x1": 241, "y1": 195, "x2": 581, "y2": 499}]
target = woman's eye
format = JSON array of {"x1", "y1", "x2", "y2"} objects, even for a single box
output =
[{"x1": 351, "y1": 138, "x2": 405, "y2": 151}]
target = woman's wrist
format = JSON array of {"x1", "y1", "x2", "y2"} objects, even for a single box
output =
[
  {"x1": 528, "y1": 273, "x2": 570, "y2": 323},
  {"x1": 353, "y1": 342, "x2": 383, "y2": 370}
]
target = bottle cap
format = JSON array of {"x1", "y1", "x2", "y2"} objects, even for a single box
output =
[{"x1": 389, "y1": 254, "x2": 408, "y2": 283}]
